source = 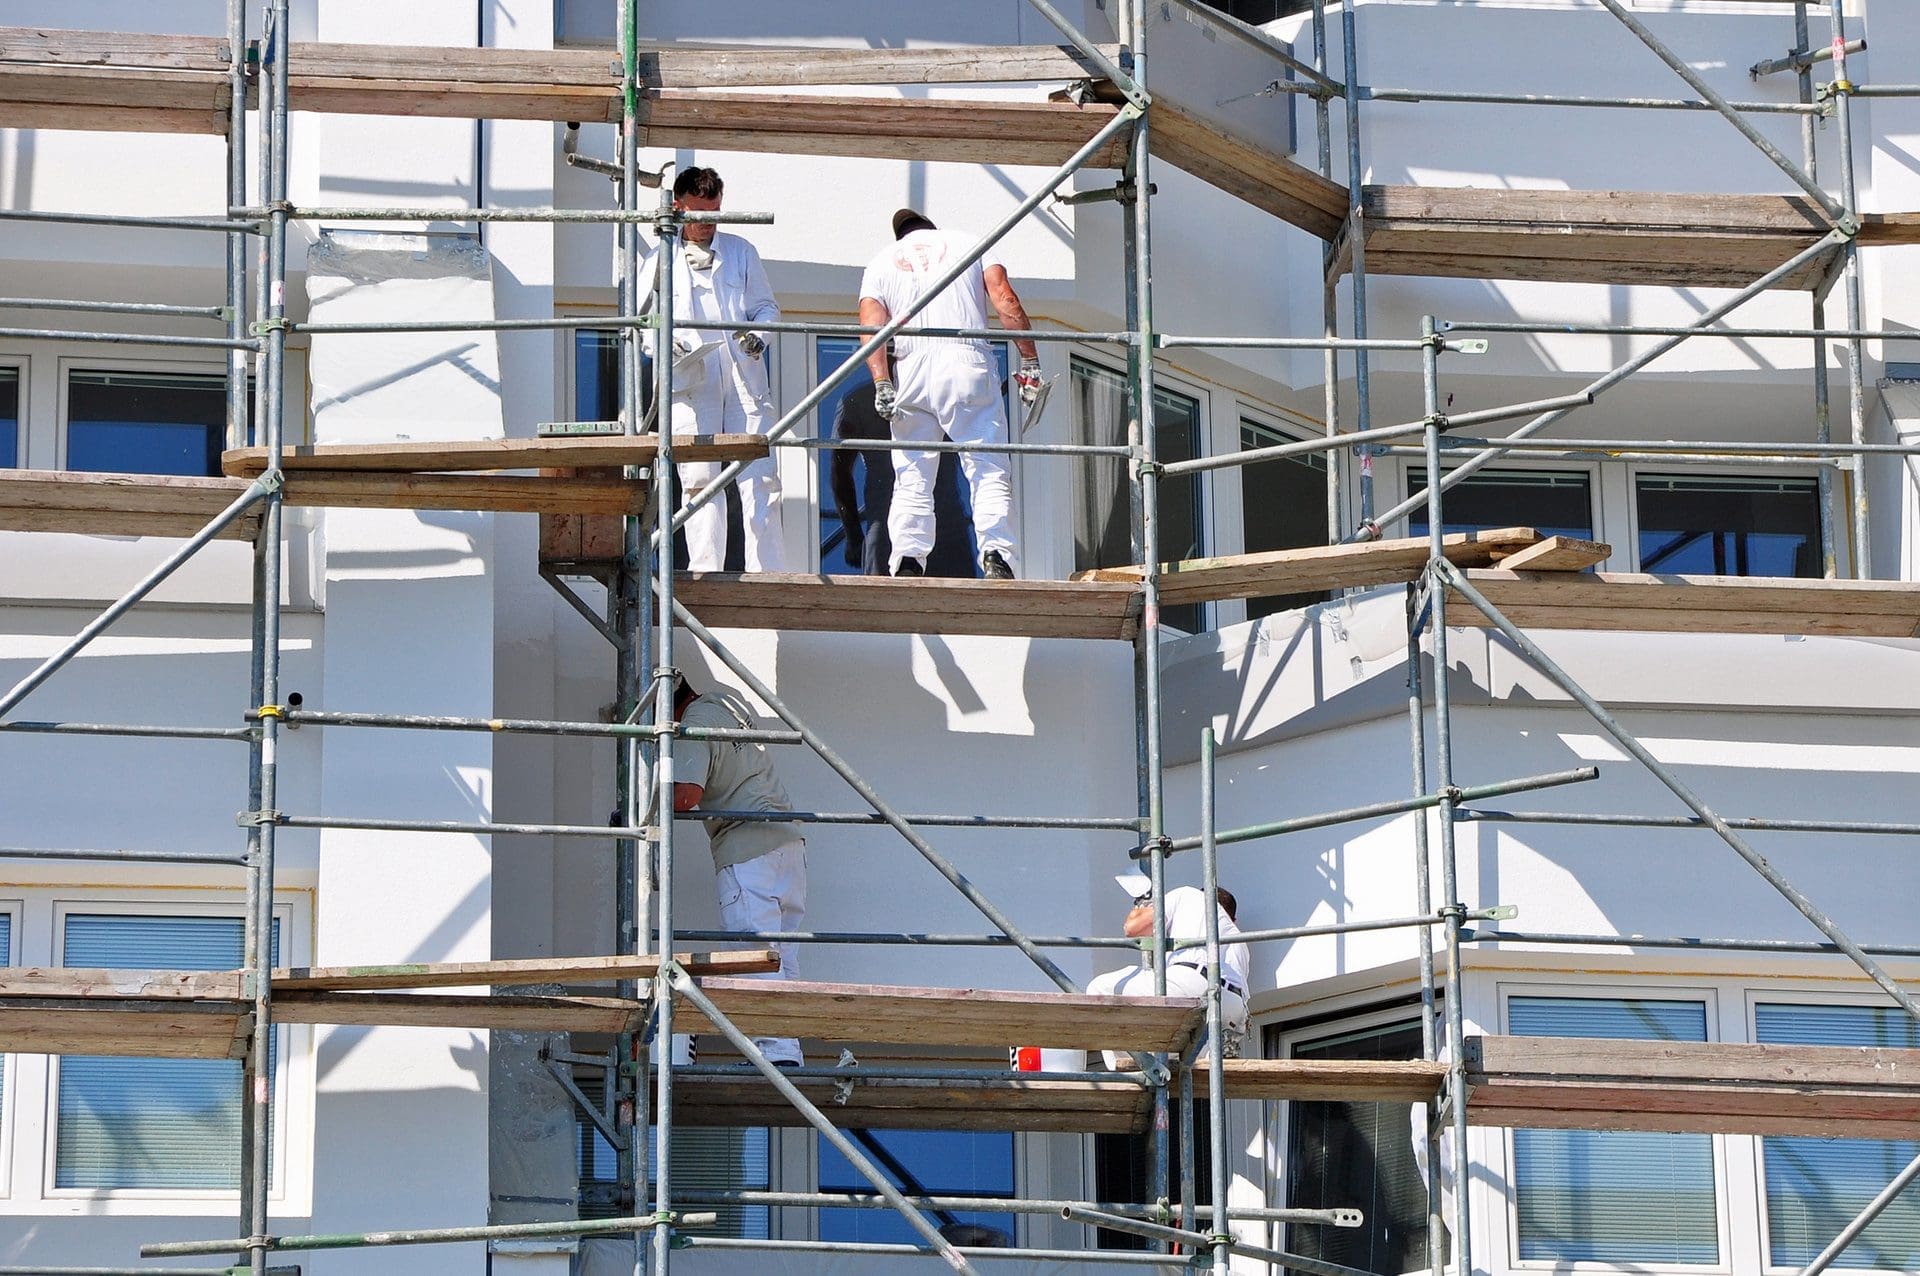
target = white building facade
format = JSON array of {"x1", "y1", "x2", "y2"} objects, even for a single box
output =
[{"x1": 0, "y1": 1, "x2": 1918, "y2": 1273}]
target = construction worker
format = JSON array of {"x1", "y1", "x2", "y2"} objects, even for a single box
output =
[
  {"x1": 857, "y1": 208, "x2": 1042, "y2": 579},
  {"x1": 1087, "y1": 885, "x2": 1249, "y2": 1068},
  {"x1": 643, "y1": 167, "x2": 785, "y2": 572},
  {"x1": 671, "y1": 677, "x2": 806, "y2": 1066}
]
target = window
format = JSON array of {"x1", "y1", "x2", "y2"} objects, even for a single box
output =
[
  {"x1": 815, "y1": 337, "x2": 988, "y2": 578},
  {"x1": 1407, "y1": 468, "x2": 1593, "y2": 542},
  {"x1": 1508, "y1": 995, "x2": 1718, "y2": 1265},
  {"x1": 572, "y1": 328, "x2": 653, "y2": 425},
  {"x1": 66, "y1": 371, "x2": 236, "y2": 478},
  {"x1": 1241, "y1": 419, "x2": 1330, "y2": 619},
  {"x1": 819, "y1": 1129, "x2": 1014, "y2": 1245},
  {"x1": 576, "y1": 1082, "x2": 771, "y2": 1238},
  {"x1": 0, "y1": 367, "x2": 18, "y2": 468},
  {"x1": 1636, "y1": 474, "x2": 1821, "y2": 578},
  {"x1": 1094, "y1": 1108, "x2": 1213, "y2": 1250},
  {"x1": 1071, "y1": 357, "x2": 1205, "y2": 631},
  {"x1": 1201, "y1": 0, "x2": 1312, "y2": 21},
  {"x1": 55, "y1": 913, "x2": 278, "y2": 1191},
  {"x1": 1757, "y1": 1003, "x2": 1920, "y2": 1270},
  {"x1": 1286, "y1": 1018, "x2": 1442, "y2": 1275}
]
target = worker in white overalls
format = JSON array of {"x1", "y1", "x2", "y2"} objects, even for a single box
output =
[
  {"x1": 671, "y1": 677, "x2": 807, "y2": 1067},
  {"x1": 643, "y1": 167, "x2": 785, "y2": 571},
  {"x1": 1087, "y1": 885, "x2": 1250, "y2": 1070},
  {"x1": 857, "y1": 208, "x2": 1043, "y2": 579}
]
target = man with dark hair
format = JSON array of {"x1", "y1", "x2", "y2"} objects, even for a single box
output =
[
  {"x1": 643, "y1": 166, "x2": 785, "y2": 571},
  {"x1": 857, "y1": 208, "x2": 1041, "y2": 579},
  {"x1": 670, "y1": 677, "x2": 806, "y2": 1066}
]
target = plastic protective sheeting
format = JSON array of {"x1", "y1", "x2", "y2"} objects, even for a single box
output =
[
  {"x1": 490, "y1": 1022, "x2": 583, "y2": 1228},
  {"x1": 304, "y1": 229, "x2": 506, "y2": 445}
]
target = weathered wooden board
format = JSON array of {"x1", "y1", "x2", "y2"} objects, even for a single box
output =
[
  {"x1": 675, "y1": 573, "x2": 1144, "y2": 641},
  {"x1": 0, "y1": 968, "x2": 243, "y2": 999},
  {"x1": 0, "y1": 470, "x2": 264, "y2": 540},
  {"x1": 223, "y1": 433, "x2": 763, "y2": 476},
  {"x1": 665, "y1": 1074, "x2": 1150, "y2": 1134},
  {"x1": 1492, "y1": 535, "x2": 1611, "y2": 573},
  {"x1": 0, "y1": 998, "x2": 249, "y2": 1059},
  {"x1": 1197, "y1": 1057, "x2": 1447, "y2": 1104},
  {"x1": 1075, "y1": 527, "x2": 1543, "y2": 606},
  {"x1": 280, "y1": 471, "x2": 646, "y2": 516},
  {"x1": 1467, "y1": 1035, "x2": 1920, "y2": 1138},
  {"x1": 272, "y1": 991, "x2": 645, "y2": 1033},
  {"x1": 673, "y1": 978, "x2": 1204, "y2": 1053},
  {"x1": 1451, "y1": 569, "x2": 1920, "y2": 638},
  {"x1": 273, "y1": 949, "x2": 778, "y2": 992}
]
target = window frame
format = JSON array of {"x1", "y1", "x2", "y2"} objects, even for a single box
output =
[
  {"x1": 1746, "y1": 988, "x2": 1920, "y2": 1276},
  {"x1": 0, "y1": 899, "x2": 22, "y2": 1200},
  {"x1": 1496, "y1": 980, "x2": 1733, "y2": 1275},
  {"x1": 39, "y1": 895, "x2": 303, "y2": 1208},
  {"x1": 1401, "y1": 458, "x2": 1605, "y2": 550},
  {"x1": 56, "y1": 357, "x2": 245, "y2": 476},
  {"x1": 1235, "y1": 407, "x2": 1335, "y2": 624},
  {"x1": 1625, "y1": 464, "x2": 1832, "y2": 578},
  {"x1": 0, "y1": 356, "x2": 27, "y2": 470}
]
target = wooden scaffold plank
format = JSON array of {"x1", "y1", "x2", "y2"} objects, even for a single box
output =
[
  {"x1": 0, "y1": 470, "x2": 264, "y2": 540},
  {"x1": 675, "y1": 572, "x2": 1144, "y2": 641},
  {"x1": 1449, "y1": 569, "x2": 1920, "y2": 638},
  {"x1": 222, "y1": 433, "x2": 765, "y2": 476},
  {"x1": 272, "y1": 949, "x2": 779, "y2": 992}
]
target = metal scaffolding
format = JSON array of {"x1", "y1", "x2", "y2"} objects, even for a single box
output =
[{"x1": 0, "y1": 1, "x2": 1918, "y2": 1274}]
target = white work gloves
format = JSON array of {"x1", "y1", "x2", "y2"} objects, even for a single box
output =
[
  {"x1": 672, "y1": 331, "x2": 700, "y2": 358},
  {"x1": 1015, "y1": 355, "x2": 1044, "y2": 406},
  {"x1": 735, "y1": 332, "x2": 766, "y2": 359},
  {"x1": 873, "y1": 379, "x2": 898, "y2": 420}
]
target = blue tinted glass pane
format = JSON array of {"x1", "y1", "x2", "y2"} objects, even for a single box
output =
[
  {"x1": 1636, "y1": 475, "x2": 1820, "y2": 577},
  {"x1": 0, "y1": 368, "x2": 18, "y2": 468},
  {"x1": 817, "y1": 338, "x2": 992, "y2": 577},
  {"x1": 57, "y1": 915, "x2": 278, "y2": 1190},
  {"x1": 67, "y1": 372, "x2": 226, "y2": 477},
  {"x1": 1759, "y1": 1004, "x2": 1920, "y2": 1268},
  {"x1": 1408, "y1": 469, "x2": 1593, "y2": 541},
  {"x1": 1509, "y1": 998, "x2": 1716, "y2": 1264},
  {"x1": 818, "y1": 1129, "x2": 1016, "y2": 1245},
  {"x1": 572, "y1": 329, "x2": 654, "y2": 424}
]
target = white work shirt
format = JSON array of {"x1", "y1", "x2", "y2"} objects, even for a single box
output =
[
  {"x1": 859, "y1": 227, "x2": 999, "y2": 364},
  {"x1": 640, "y1": 231, "x2": 779, "y2": 405},
  {"x1": 1161, "y1": 886, "x2": 1250, "y2": 990}
]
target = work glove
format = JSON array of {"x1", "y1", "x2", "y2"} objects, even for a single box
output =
[
  {"x1": 736, "y1": 332, "x2": 766, "y2": 359},
  {"x1": 1015, "y1": 355, "x2": 1044, "y2": 406},
  {"x1": 873, "y1": 378, "x2": 899, "y2": 420},
  {"x1": 842, "y1": 523, "x2": 865, "y2": 569},
  {"x1": 672, "y1": 332, "x2": 700, "y2": 358}
]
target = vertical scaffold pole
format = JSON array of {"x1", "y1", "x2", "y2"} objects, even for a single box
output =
[
  {"x1": 1794, "y1": 2, "x2": 1839, "y2": 579},
  {"x1": 1419, "y1": 316, "x2": 1471, "y2": 1276},
  {"x1": 1403, "y1": 582, "x2": 1444, "y2": 1276},
  {"x1": 1827, "y1": 0, "x2": 1871, "y2": 577},
  {"x1": 1340, "y1": 0, "x2": 1374, "y2": 529},
  {"x1": 613, "y1": 0, "x2": 649, "y2": 1263},
  {"x1": 1198, "y1": 728, "x2": 1231, "y2": 1276},
  {"x1": 243, "y1": 7, "x2": 292, "y2": 1276},
  {"x1": 646, "y1": 117, "x2": 681, "y2": 1276},
  {"x1": 224, "y1": 0, "x2": 249, "y2": 448},
  {"x1": 1312, "y1": 0, "x2": 1341, "y2": 541},
  {"x1": 1122, "y1": 0, "x2": 1175, "y2": 1235}
]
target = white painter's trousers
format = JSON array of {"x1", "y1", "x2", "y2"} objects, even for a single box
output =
[
  {"x1": 888, "y1": 346, "x2": 1016, "y2": 574},
  {"x1": 669, "y1": 364, "x2": 784, "y2": 572},
  {"x1": 1086, "y1": 962, "x2": 1247, "y2": 1071},
  {"x1": 715, "y1": 839, "x2": 807, "y2": 1065}
]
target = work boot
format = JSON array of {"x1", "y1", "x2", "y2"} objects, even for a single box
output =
[
  {"x1": 893, "y1": 557, "x2": 925, "y2": 577},
  {"x1": 982, "y1": 551, "x2": 1014, "y2": 580}
]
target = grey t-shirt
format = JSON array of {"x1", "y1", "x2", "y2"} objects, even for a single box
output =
[{"x1": 677, "y1": 692, "x2": 803, "y2": 869}]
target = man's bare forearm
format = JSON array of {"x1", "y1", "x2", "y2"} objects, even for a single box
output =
[{"x1": 858, "y1": 298, "x2": 894, "y2": 383}]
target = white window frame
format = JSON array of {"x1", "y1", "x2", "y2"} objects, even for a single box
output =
[
  {"x1": 1746, "y1": 987, "x2": 1918, "y2": 1276},
  {"x1": 0, "y1": 898, "x2": 23, "y2": 1201},
  {"x1": 0, "y1": 356, "x2": 27, "y2": 470},
  {"x1": 0, "y1": 890, "x2": 316, "y2": 1216},
  {"x1": 1496, "y1": 979, "x2": 1732, "y2": 1275},
  {"x1": 57, "y1": 356, "x2": 247, "y2": 474},
  {"x1": 1399, "y1": 456, "x2": 1607, "y2": 558},
  {"x1": 1624, "y1": 463, "x2": 1836, "y2": 577},
  {"x1": 1227, "y1": 406, "x2": 1337, "y2": 630}
]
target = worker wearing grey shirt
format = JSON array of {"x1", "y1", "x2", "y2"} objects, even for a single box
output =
[{"x1": 672, "y1": 679, "x2": 807, "y2": 1067}]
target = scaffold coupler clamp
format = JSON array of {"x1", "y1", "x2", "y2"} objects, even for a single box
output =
[
  {"x1": 1129, "y1": 833, "x2": 1172, "y2": 863},
  {"x1": 237, "y1": 808, "x2": 281, "y2": 827}
]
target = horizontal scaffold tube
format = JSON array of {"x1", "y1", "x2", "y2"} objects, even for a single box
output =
[
  {"x1": 273, "y1": 707, "x2": 799, "y2": 745},
  {"x1": 236, "y1": 205, "x2": 771, "y2": 225},
  {"x1": 0, "y1": 327, "x2": 258, "y2": 350},
  {"x1": 1425, "y1": 434, "x2": 1920, "y2": 459},
  {"x1": 0, "y1": 720, "x2": 252, "y2": 741},
  {"x1": 1441, "y1": 320, "x2": 1920, "y2": 340},
  {"x1": 142, "y1": 1212, "x2": 715, "y2": 1258},
  {"x1": 1364, "y1": 85, "x2": 1817, "y2": 113},
  {"x1": 1461, "y1": 808, "x2": 1920, "y2": 837},
  {"x1": 0, "y1": 207, "x2": 260, "y2": 234},
  {"x1": 681, "y1": 807, "x2": 1139, "y2": 831},
  {"x1": 0, "y1": 846, "x2": 247, "y2": 866},
  {"x1": 0, "y1": 296, "x2": 229, "y2": 320},
  {"x1": 677, "y1": 1062, "x2": 1147, "y2": 1085},
  {"x1": 677, "y1": 1189, "x2": 1355, "y2": 1228},
  {"x1": 673, "y1": 1236, "x2": 1191, "y2": 1267},
  {"x1": 1462, "y1": 928, "x2": 1920, "y2": 960},
  {"x1": 774, "y1": 435, "x2": 1134, "y2": 457},
  {"x1": 674, "y1": 909, "x2": 1497, "y2": 950},
  {"x1": 1159, "y1": 766, "x2": 1598, "y2": 853}
]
